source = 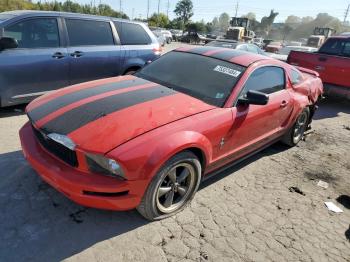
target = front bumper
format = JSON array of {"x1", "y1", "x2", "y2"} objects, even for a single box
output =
[{"x1": 19, "y1": 122, "x2": 147, "y2": 211}]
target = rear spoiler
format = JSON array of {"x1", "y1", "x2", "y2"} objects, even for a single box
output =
[{"x1": 295, "y1": 66, "x2": 320, "y2": 77}]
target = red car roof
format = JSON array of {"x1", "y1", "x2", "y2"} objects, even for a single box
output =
[{"x1": 175, "y1": 46, "x2": 272, "y2": 67}]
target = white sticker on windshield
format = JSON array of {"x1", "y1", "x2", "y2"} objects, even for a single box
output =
[{"x1": 213, "y1": 65, "x2": 241, "y2": 77}]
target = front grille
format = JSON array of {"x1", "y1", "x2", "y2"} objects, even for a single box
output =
[{"x1": 32, "y1": 125, "x2": 78, "y2": 167}]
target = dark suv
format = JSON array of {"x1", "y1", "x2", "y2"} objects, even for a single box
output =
[{"x1": 0, "y1": 11, "x2": 161, "y2": 107}]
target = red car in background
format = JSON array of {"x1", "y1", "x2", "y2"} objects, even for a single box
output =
[
  {"x1": 288, "y1": 36, "x2": 350, "y2": 99},
  {"x1": 20, "y1": 47, "x2": 323, "y2": 220}
]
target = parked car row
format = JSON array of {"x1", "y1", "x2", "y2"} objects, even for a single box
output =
[{"x1": 0, "y1": 10, "x2": 161, "y2": 107}]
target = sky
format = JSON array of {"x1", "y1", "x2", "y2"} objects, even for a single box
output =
[{"x1": 72, "y1": 0, "x2": 349, "y2": 23}]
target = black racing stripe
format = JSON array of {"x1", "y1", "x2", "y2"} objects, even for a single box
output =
[
  {"x1": 29, "y1": 78, "x2": 150, "y2": 122},
  {"x1": 41, "y1": 86, "x2": 176, "y2": 135},
  {"x1": 210, "y1": 49, "x2": 247, "y2": 61}
]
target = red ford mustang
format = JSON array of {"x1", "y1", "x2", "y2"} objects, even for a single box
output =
[{"x1": 20, "y1": 47, "x2": 323, "y2": 220}]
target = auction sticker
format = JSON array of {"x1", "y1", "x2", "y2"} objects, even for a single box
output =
[{"x1": 213, "y1": 65, "x2": 241, "y2": 77}]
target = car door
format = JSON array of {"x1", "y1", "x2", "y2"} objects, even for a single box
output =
[
  {"x1": 0, "y1": 17, "x2": 69, "y2": 106},
  {"x1": 64, "y1": 18, "x2": 123, "y2": 85},
  {"x1": 227, "y1": 66, "x2": 292, "y2": 158},
  {"x1": 114, "y1": 21, "x2": 155, "y2": 73}
]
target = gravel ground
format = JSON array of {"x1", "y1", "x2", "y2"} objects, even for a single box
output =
[{"x1": 0, "y1": 43, "x2": 349, "y2": 262}]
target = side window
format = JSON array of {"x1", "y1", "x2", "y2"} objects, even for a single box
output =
[
  {"x1": 342, "y1": 41, "x2": 350, "y2": 57},
  {"x1": 290, "y1": 69, "x2": 303, "y2": 85},
  {"x1": 66, "y1": 19, "x2": 114, "y2": 46},
  {"x1": 4, "y1": 18, "x2": 59, "y2": 48},
  {"x1": 241, "y1": 67, "x2": 285, "y2": 96},
  {"x1": 319, "y1": 38, "x2": 345, "y2": 55},
  {"x1": 114, "y1": 22, "x2": 151, "y2": 45}
]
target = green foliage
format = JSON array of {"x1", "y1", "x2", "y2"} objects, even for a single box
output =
[
  {"x1": 174, "y1": 0, "x2": 193, "y2": 25},
  {"x1": 186, "y1": 20, "x2": 207, "y2": 33},
  {"x1": 0, "y1": 0, "x2": 35, "y2": 12},
  {"x1": 148, "y1": 13, "x2": 169, "y2": 28},
  {"x1": 0, "y1": 0, "x2": 129, "y2": 19}
]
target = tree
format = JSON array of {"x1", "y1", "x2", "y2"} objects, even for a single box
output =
[
  {"x1": 282, "y1": 24, "x2": 293, "y2": 41},
  {"x1": 218, "y1": 12, "x2": 230, "y2": 32},
  {"x1": 186, "y1": 21, "x2": 207, "y2": 33},
  {"x1": 242, "y1": 12, "x2": 256, "y2": 21},
  {"x1": 148, "y1": 13, "x2": 169, "y2": 28},
  {"x1": 211, "y1": 17, "x2": 219, "y2": 30},
  {"x1": 301, "y1": 16, "x2": 314, "y2": 24},
  {"x1": 285, "y1": 15, "x2": 301, "y2": 25},
  {"x1": 174, "y1": 0, "x2": 193, "y2": 25}
]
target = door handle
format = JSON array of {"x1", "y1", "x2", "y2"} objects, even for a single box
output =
[
  {"x1": 280, "y1": 100, "x2": 288, "y2": 108},
  {"x1": 70, "y1": 51, "x2": 84, "y2": 58},
  {"x1": 52, "y1": 52, "x2": 65, "y2": 59}
]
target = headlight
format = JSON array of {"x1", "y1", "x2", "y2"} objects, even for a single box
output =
[
  {"x1": 47, "y1": 133, "x2": 76, "y2": 150},
  {"x1": 86, "y1": 153, "x2": 125, "y2": 179}
]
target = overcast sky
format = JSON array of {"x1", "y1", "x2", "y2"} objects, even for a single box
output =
[{"x1": 64, "y1": 0, "x2": 349, "y2": 23}]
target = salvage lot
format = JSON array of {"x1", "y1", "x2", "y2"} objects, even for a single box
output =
[{"x1": 0, "y1": 43, "x2": 350, "y2": 262}]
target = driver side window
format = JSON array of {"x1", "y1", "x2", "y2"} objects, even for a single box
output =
[
  {"x1": 4, "y1": 18, "x2": 59, "y2": 49},
  {"x1": 240, "y1": 66, "x2": 285, "y2": 97}
]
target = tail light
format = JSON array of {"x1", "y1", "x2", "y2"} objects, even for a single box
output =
[{"x1": 153, "y1": 45, "x2": 162, "y2": 56}]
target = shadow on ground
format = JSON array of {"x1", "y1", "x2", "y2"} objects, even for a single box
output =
[
  {"x1": 337, "y1": 195, "x2": 350, "y2": 209},
  {"x1": 0, "y1": 104, "x2": 27, "y2": 118},
  {"x1": 314, "y1": 96, "x2": 350, "y2": 120},
  {"x1": 0, "y1": 151, "x2": 148, "y2": 262},
  {"x1": 0, "y1": 141, "x2": 290, "y2": 262},
  {"x1": 346, "y1": 226, "x2": 350, "y2": 241}
]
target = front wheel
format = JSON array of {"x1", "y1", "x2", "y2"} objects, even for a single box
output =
[
  {"x1": 137, "y1": 151, "x2": 201, "y2": 221},
  {"x1": 281, "y1": 107, "x2": 310, "y2": 146}
]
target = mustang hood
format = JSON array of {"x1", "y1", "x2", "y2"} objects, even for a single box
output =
[{"x1": 27, "y1": 75, "x2": 215, "y2": 153}]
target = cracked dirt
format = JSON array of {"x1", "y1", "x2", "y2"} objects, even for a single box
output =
[{"x1": 0, "y1": 97, "x2": 349, "y2": 262}]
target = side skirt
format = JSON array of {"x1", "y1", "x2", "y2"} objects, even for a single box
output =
[{"x1": 201, "y1": 137, "x2": 283, "y2": 182}]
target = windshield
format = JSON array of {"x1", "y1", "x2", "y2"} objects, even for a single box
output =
[
  {"x1": 206, "y1": 41, "x2": 237, "y2": 49},
  {"x1": 136, "y1": 52, "x2": 245, "y2": 107},
  {"x1": 0, "y1": 14, "x2": 14, "y2": 22}
]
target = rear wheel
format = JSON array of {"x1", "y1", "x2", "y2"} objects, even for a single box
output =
[
  {"x1": 281, "y1": 107, "x2": 310, "y2": 146},
  {"x1": 137, "y1": 151, "x2": 201, "y2": 221}
]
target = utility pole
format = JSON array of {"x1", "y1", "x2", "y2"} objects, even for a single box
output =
[
  {"x1": 235, "y1": 0, "x2": 239, "y2": 17},
  {"x1": 147, "y1": 0, "x2": 150, "y2": 20},
  {"x1": 158, "y1": 0, "x2": 161, "y2": 15},
  {"x1": 132, "y1": 8, "x2": 135, "y2": 20},
  {"x1": 167, "y1": 0, "x2": 170, "y2": 19},
  {"x1": 119, "y1": 0, "x2": 122, "y2": 13},
  {"x1": 344, "y1": 3, "x2": 350, "y2": 24}
]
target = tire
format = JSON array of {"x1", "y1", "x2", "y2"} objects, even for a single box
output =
[
  {"x1": 281, "y1": 107, "x2": 310, "y2": 146},
  {"x1": 137, "y1": 151, "x2": 202, "y2": 221}
]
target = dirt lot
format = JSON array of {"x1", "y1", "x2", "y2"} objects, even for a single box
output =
[{"x1": 0, "y1": 43, "x2": 349, "y2": 262}]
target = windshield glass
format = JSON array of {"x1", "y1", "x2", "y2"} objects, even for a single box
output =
[
  {"x1": 206, "y1": 41, "x2": 237, "y2": 49},
  {"x1": 136, "y1": 52, "x2": 245, "y2": 107},
  {"x1": 0, "y1": 14, "x2": 14, "y2": 22}
]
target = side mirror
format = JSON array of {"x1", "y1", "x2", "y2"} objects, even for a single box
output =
[
  {"x1": 0, "y1": 37, "x2": 18, "y2": 51},
  {"x1": 237, "y1": 90, "x2": 269, "y2": 106}
]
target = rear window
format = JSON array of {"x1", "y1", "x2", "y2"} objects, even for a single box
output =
[
  {"x1": 136, "y1": 51, "x2": 245, "y2": 107},
  {"x1": 114, "y1": 22, "x2": 151, "y2": 45},
  {"x1": 66, "y1": 19, "x2": 114, "y2": 46},
  {"x1": 0, "y1": 14, "x2": 14, "y2": 22},
  {"x1": 206, "y1": 41, "x2": 237, "y2": 49},
  {"x1": 319, "y1": 38, "x2": 346, "y2": 55}
]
